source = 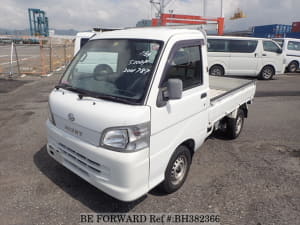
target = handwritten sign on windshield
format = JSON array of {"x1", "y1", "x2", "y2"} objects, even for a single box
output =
[
  {"x1": 123, "y1": 58, "x2": 152, "y2": 75},
  {"x1": 123, "y1": 67, "x2": 151, "y2": 75}
]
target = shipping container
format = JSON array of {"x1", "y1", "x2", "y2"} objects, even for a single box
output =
[
  {"x1": 292, "y1": 22, "x2": 300, "y2": 32},
  {"x1": 252, "y1": 24, "x2": 292, "y2": 38},
  {"x1": 286, "y1": 32, "x2": 300, "y2": 39}
]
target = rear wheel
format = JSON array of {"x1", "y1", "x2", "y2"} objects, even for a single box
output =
[
  {"x1": 209, "y1": 65, "x2": 224, "y2": 76},
  {"x1": 227, "y1": 109, "x2": 245, "y2": 139},
  {"x1": 287, "y1": 61, "x2": 299, "y2": 73},
  {"x1": 259, "y1": 66, "x2": 275, "y2": 80},
  {"x1": 160, "y1": 145, "x2": 192, "y2": 193}
]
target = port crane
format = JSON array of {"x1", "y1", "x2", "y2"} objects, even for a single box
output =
[
  {"x1": 150, "y1": 0, "x2": 225, "y2": 35},
  {"x1": 28, "y1": 8, "x2": 49, "y2": 37}
]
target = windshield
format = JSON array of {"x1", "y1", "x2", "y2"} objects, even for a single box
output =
[{"x1": 61, "y1": 39, "x2": 163, "y2": 104}]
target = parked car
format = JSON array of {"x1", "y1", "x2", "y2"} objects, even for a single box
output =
[
  {"x1": 207, "y1": 36, "x2": 284, "y2": 80},
  {"x1": 47, "y1": 28, "x2": 256, "y2": 201},
  {"x1": 273, "y1": 38, "x2": 300, "y2": 73}
]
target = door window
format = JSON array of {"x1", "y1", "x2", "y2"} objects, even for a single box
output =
[
  {"x1": 263, "y1": 41, "x2": 281, "y2": 53},
  {"x1": 164, "y1": 45, "x2": 202, "y2": 90},
  {"x1": 287, "y1": 41, "x2": 300, "y2": 51}
]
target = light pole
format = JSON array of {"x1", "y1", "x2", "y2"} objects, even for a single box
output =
[
  {"x1": 221, "y1": 0, "x2": 224, "y2": 18},
  {"x1": 150, "y1": 0, "x2": 174, "y2": 24}
]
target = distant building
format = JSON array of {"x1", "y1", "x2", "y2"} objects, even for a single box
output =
[
  {"x1": 49, "y1": 29, "x2": 55, "y2": 37},
  {"x1": 136, "y1": 20, "x2": 152, "y2": 27}
]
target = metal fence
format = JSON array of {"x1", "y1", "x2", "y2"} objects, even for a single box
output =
[{"x1": 0, "y1": 38, "x2": 74, "y2": 76}]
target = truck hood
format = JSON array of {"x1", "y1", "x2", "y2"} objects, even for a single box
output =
[{"x1": 49, "y1": 89, "x2": 150, "y2": 146}]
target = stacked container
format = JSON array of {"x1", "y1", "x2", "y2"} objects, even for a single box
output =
[
  {"x1": 252, "y1": 24, "x2": 292, "y2": 38},
  {"x1": 292, "y1": 22, "x2": 300, "y2": 32},
  {"x1": 284, "y1": 22, "x2": 300, "y2": 39},
  {"x1": 286, "y1": 32, "x2": 300, "y2": 39}
]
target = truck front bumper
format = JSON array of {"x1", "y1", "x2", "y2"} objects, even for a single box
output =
[{"x1": 46, "y1": 120, "x2": 149, "y2": 202}]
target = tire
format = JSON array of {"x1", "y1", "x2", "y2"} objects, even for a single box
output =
[
  {"x1": 160, "y1": 145, "x2": 192, "y2": 194},
  {"x1": 259, "y1": 66, "x2": 275, "y2": 80},
  {"x1": 209, "y1": 65, "x2": 224, "y2": 76},
  {"x1": 287, "y1": 61, "x2": 299, "y2": 73},
  {"x1": 227, "y1": 109, "x2": 244, "y2": 139}
]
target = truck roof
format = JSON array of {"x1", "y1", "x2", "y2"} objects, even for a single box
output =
[
  {"x1": 91, "y1": 27, "x2": 206, "y2": 42},
  {"x1": 76, "y1": 32, "x2": 96, "y2": 37},
  {"x1": 208, "y1": 35, "x2": 275, "y2": 41},
  {"x1": 273, "y1": 37, "x2": 300, "y2": 41}
]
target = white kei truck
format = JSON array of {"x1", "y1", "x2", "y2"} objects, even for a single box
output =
[{"x1": 47, "y1": 28, "x2": 256, "y2": 201}]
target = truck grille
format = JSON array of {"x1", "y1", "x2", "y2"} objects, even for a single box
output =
[{"x1": 58, "y1": 143, "x2": 110, "y2": 180}]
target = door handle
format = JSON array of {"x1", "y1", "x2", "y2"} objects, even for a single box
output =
[
  {"x1": 262, "y1": 53, "x2": 267, "y2": 56},
  {"x1": 254, "y1": 53, "x2": 258, "y2": 57},
  {"x1": 201, "y1": 92, "x2": 207, "y2": 99}
]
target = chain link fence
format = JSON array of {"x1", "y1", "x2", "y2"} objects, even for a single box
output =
[{"x1": 0, "y1": 37, "x2": 74, "y2": 76}]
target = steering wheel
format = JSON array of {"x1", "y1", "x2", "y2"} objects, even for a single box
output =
[{"x1": 93, "y1": 64, "x2": 113, "y2": 81}]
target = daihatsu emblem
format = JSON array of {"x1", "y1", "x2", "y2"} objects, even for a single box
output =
[{"x1": 68, "y1": 113, "x2": 75, "y2": 122}]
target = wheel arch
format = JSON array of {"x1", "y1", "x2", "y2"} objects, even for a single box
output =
[
  {"x1": 260, "y1": 64, "x2": 276, "y2": 73},
  {"x1": 289, "y1": 59, "x2": 299, "y2": 64},
  {"x1": 163, "y1": 138, "x2": 196, "y2": 176},
  {"x1": 180, "y1": 139, "x2": 196, "y2": 158},
  {"x1": 288, "y1": 60, "x2": 299, "y2": 67},
  {"x1": 240, "y1": 104, "x2": 248, "y2": 118}
]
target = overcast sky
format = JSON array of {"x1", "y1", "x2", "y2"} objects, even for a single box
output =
[{"x1": 1, "y1": 0, "x2": 299, "y2": 31}]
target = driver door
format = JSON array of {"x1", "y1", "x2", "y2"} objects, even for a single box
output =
[{"x1": 149, "y1": 40, "x2": 209, "y2": 187}]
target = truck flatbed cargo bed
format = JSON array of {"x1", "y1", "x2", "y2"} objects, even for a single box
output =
[{"x1": 208, "y1": 76, "x2": 256, "y2": 125}]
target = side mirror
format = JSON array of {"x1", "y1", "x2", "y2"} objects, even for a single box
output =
[
  {"x1": 277, "y1": 48, "x2": 283, "y2": 54},
  {"x1": 167, "y1": 79, "x2": 183, "y2": 100},
  {"x1": 156, "y1": 79, "x2": 183, "y2": 107}
]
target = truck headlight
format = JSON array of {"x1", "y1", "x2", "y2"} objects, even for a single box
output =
[
  {"x1": 48, "y1": 103, "x2": 56, "y2": 125},
  {"x1": 102, "y1": 129, "x2": 129, "y2": 149},
  {"x1": 101, "y1": 122, "x2": 150, "y2": 151}
]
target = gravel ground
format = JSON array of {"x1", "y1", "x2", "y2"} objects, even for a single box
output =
[{"x1": 0, "y1": 73, "x2": 299, "y2": 225}]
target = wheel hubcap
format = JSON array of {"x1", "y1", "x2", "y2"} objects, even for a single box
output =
[
  {"x1": 211, "y1": 68, "x2": 222, "y2": 76},
  {"x1": 290, "y1": 64, "x2": 297, "y2": 72},
  {"x1": 263, "y1": 68, "x2": 272, "y2": 79},
  {"x1": 235, "y1": 116, "x2": 243, "y2": 135},
  {"x1": 170, "y1": 155, "x2": 187, "y2": 186}
]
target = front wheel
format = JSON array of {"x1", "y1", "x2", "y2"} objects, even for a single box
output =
[
  {"x1": 259, "y1": 66, "x2": 275, "y2": 80},
  {"x1": 209, "y1": 65, "x2": 224, "y2": 76},
  {"x1": 160, "y1": 145, "x2": 192, "y2": 193},
  {"x1": 287, "y1": 62, "x2": 299, "y2": 73}
]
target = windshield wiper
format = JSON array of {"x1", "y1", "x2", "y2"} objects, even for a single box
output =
[
  {"x1": 55, "y1": 83, "x2": 89, "y2": 98},
  {"x1": 55, "y1": 83, "x2": 139, "y2": 105},
  {"x1": 92, "y1": 93, "x2": 140, "y2": 105}
]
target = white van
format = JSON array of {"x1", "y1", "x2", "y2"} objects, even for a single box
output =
[
  {"x1": 207, "y1": 36, "x2": 284, "y2": 80},
  {"x1": 74, "y1": 29, "x2": 121, "y2": 56},
  {"x1": 273, "y1": 38, "x2": 300, "y2": 73},
  {"x1": 74, "y1": 32, "x2": 96, "y2": 56},
  {"x1": 47, "y1": 28, "x2": 256, "y2": 201}
]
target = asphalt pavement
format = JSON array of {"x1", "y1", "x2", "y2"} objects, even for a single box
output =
[{"x1": 0, "y1": 73, "x2": 299, "y2": 225}]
